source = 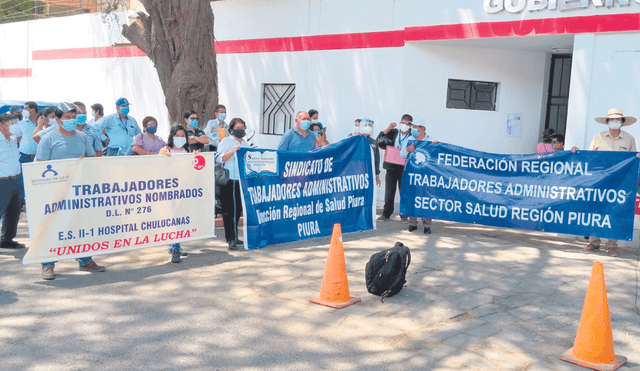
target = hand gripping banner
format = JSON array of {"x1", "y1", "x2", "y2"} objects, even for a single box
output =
[
  {"x1": 400, "y1": 142, "x2": 640, "y2": 240},
  {"x1": 237, "y1": 135, "x2": 376, "y2": 249},
  {"x1": 22, "y1": 153, "x2": 216, "y2": 264}
]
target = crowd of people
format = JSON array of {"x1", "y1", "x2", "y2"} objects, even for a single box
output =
[{"x1": 0, "y1": 100, "x2": 636, "y2": 281}]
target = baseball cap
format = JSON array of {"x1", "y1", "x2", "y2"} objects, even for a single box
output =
[
  {"x1": 9, "y1": 105, "x2": 22, "y2": 113},
  {"x1": 115, "y1": 97, "x2": 131, "y2": 106}
]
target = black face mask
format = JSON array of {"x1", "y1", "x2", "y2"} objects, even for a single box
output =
[{"x1": 232, "y1": 129, "x2": 246, "y2": 138}]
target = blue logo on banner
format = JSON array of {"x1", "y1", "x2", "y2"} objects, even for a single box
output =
[
  {"x1": 237, "y1": 136, "x2": 376, "y2": 249},
  {"x1": 399, "y1": 142, "x2": 640, "y2": 241}
]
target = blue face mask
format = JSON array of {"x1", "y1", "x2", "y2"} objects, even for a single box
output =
[
  {"x1": 146, "y1": 125, "x2": 157, "y2": 134},
  {"x1": 218, "y1": 113, "x2": 226, "y2": 121},
  {"x1": 76, "y1": 114, "x2": 87, "y2": 124},
  {"x1": 120, "y1": 106, "x2": 130, "y2": 115},
  {"x1": 49, "y1": 118, "x2": 57, "y2": 126},
  {"x1": 173, "y1": 136, "x2": 187, "y2": 148},
  {"x1": 62, "y1": 119, "x2": 77, "y2": 131},
  {"x1": 189, "y1": 119, "x2": 198, "y2": 127},
  {"x1": 411, "y1": 128, "x2": 419, "y2": 137},
  {"x1": 299, "y1": 120, "x2": 311, "y2": 130}
]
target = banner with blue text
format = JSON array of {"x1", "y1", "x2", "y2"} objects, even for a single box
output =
[
  {"x1": 400, "y1": 142, "x2": 640, "y2": 240},
  {"x1": 237, "y1": 135, "x2": 376, "y2": 249},
  {"x1": 22, "y1": 153, "x2": 215, "y2": 264}
]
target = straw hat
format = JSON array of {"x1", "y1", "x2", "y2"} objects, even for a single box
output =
[{"x1": 595, "y1": 108, "x2": 636, "y2": 126}]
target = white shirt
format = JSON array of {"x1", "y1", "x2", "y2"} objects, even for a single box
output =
[
  {"x1": 0, "y1": 134, "x2": 21, "y2": 177},
  {"x1": 216, "y1": 136, "x2": 250, "y2": 180},
  {"x1": 205, "y1": 118, "x2": 226, "y2": 146}
]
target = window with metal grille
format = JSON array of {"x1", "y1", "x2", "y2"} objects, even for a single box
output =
[
  {"x1": 261, "y1": 83, "x2": 296, "y2": 135},
  {"x1": 446, "y1": 79, "x2": 498, "y2": 111}
]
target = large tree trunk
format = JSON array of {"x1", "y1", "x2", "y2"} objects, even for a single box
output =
[{"x1": 121, "y1": 0, "x2": 218, "y2": 125}]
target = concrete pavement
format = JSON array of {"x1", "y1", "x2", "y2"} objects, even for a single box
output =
[{"x1": 2, "y1": 211, "x2": 640, "y2": 371}]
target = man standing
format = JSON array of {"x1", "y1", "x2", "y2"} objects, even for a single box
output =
[
  {"x1": 36, "y1": 102, "x2": 104, "y2": 280},
  {"x1": 74, "y1": 102, "x2": 104, "y2": 157},
  {"x1": 376, "y1": 114, "x2": 415, "y2": 221},
  {"x1": 96, "y1": 98, "x2": 141, "y2": 156},
  {"x1": 358, "y1": 119, "x2": 382, "y2": 187},
  {"x1": 88, "y1": 103, "x2": 109, "y2": 147},
  {"x1": 278, "y1": 111, "x2": 316, "y2": 152},
  {"x1": 204, "y1": 104, "x2": 227, "y2": 151},
  {"x1": 0, "y1": 113, "x2": 25, "y2": 250},
  {"x1": 404, "y1": 121, "x2": 437, "y2": 234},
  {"x1": 572, "y1": 108, "x2": 638, "y2": 257},
  {"x1": 13, "y1": 101, "x2": 39, "y2": 205}
]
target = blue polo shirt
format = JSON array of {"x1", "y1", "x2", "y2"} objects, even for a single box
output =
[
  {"x1": 95, "y1": 113, "x2": 141, "y2": 154},
  {"x1": 14, "y1": 118, "x2": 38, "y2": 155},
  {"x1": 277, "y1": 128, "x2": 316, "y2": 152}
]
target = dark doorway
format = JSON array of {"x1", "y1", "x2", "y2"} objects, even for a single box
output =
[{"x1": 545, "y1": 54, "x2": 572, "y2": 136}]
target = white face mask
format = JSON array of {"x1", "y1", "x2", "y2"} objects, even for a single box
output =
[
  {"x1": 399, "y1": 123, "x2": 409, "y2": 132},
  {"x1": 361, "y1": 126, "x2": 373, "y2": 135},
  {"x1": 352, "y1": 125, "x2": 360, "y2": 134},
  {"x1": 173, "y1": 136, "x2": 187, "y2": 148},
  {"x1": 22, "y1": 109, "x2": 30, "y2": 119},
  {"x1": 608, "y1": 119, "x2": 622, "y2": 130}
]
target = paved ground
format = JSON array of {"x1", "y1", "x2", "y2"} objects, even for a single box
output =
[{"x1": 2, "y1": 210, "x2": 640, "y2": 371}]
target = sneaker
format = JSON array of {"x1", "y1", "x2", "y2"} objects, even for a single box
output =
[
  {"x1": 407, "y1": 225, "x2": 418, "y2": 232},
  {"x1": 0, "y1": 240, "x2": 25, "y2": 249},
  {"x1": 167, "y1": 247, "x2": 188, "y2": 256},
  {"x1": 583, "y1": 243, "x2": 600, "y2": 252},
  {"x1": 607, "y1": 247, "x2": 619, "y2": 257},
  {"x1": 424, "y1": 227, "x2": 432, "y2": 235},
  {"x1": 377, "y1": 215, "x2": 389, "y2": 221},
  {"x1": 171, "y1": 249, "x2": 181, "y2": 263},
  {"x1": 228, "y1": 241, "x2": 238, "y2": 251},
  {"x1": 41, "y1": 266, "x2": 55, "y2": 280},
  {"x1": 400, "y1": 216, "x2": 408, "y2": 223},
  {"x1": 78, "y1": 261, "x2": 106, "y2": 272}
]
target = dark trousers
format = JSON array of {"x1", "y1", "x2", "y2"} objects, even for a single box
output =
[
  {"x1": 220, "y1": 180, "x2": 243, "y2": 242},
  {"x1": 18, "y1": 152, "x2": 35, "y2": 204},
  {"x1": 0, "y1": 178, "x2": 21, "y2": 244},
  {"x1": 382, "y1": 166, "x2": 404, "y2": 218}
]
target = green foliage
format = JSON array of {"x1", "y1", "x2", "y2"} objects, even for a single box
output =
[{"x1": 0, "y1": 0, "x2": 47, "y2": 23}]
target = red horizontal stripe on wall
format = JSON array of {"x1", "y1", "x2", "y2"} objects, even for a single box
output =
[
  {"x1": 0, "y1": 68, "x2": 32, "y2": 78},
  {"x1": 33, "y1": 46, "x2": 147, "y2": 60},
  {"x1": 214, "y1": 30, "x2": 405, "y2": 54},
  {"x1": 404, "y1": 13, "x2": 640, "y2": 41}
]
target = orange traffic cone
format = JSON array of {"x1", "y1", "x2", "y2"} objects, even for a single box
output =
[
  {"x1": 309, "y1": 223, "x2": 361, "y2": 309},
  {"x1": 559, "y1": 262, "x2": 627, "y2": 371}
]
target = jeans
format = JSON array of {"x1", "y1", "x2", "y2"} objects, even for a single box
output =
[
  {"x1": 42, "y1": 257, "x2": 93, "y2": 268},
  {"x1": 0, "y1": 178, "x2": 21, "y2": 244},
  {"x1": 18, "y1": 152, "x2": 35, "y2": 204},
  {"x1": 382, "y1": 167, "x2": 404, "y2": 218},
  {"x1": 220, "y1": 180, "x2": 242, "y2": 242}
]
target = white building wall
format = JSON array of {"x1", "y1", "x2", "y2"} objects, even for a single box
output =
[{"x1": 401, "y1": 42, "x2": 547, "y2": 154}]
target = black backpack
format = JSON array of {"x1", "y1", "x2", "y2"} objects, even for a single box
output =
[{"x1": 365, "y1": 242, "x2": 411, "y2": 302}]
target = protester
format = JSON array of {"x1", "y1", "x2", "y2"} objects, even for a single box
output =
[
  {"x1": 9, "y1": 105, "x2": 22, "y2": 121},
  {"x1": 571, "y1": 108, "x2": 640, "y2": 257},
  {"x1": 74, "y1": 102, "x2": 103, "y2": 157},
  {"x1": 359, "y1": 119, "x2": 381, "y2": 187},
  {"x1": 536, "y1": 128, "x2": 555, "y2": 153},
  {"x1": 32, "y1": 107, "x2": 57, "y2": 144},
  {"x1": 96, "y1": 97, "x2": 141, "y2": 156},
  {"x1": 12, "y1": 101, "x2": 38, "y2": 205},
  {"x1": 204, "y1": 104, "x2": 227, "y2": 151},
  {"x1": 35, "y1": 102, "x2": 103, "y2": 280},
  {"x1": 310, "y1": 122, "x2": 329, "y2": 149},
  {"x1": 403, "y1": 121, "x2": 438, "y2": 234},
  {"x1": 551, "y1": 134, "x2": 564, "y2": 151},
  {"x1": 376, "y1": 114, "x2": 415, "y2": 222},
  {"x1": 349, "y1": 119, "x2": 361, "y2": 137},
  {"x1": 217, "y1": 118, "x2": 250, "y2": 250},
  {"x1": 158, "y1": 125, "x2": 192, "y2": 262},
  {"x1": 278, "y1": 111, "x2": 316, "y2": 151},
  {"x1": 132, "y1": 116, "x2": 166, "y2": 155},
  {"x1": 0, "y1": 113, "x2": 25, "y2": 250},
  {"x1": 88, "y1": 103, "x2": 109, "y2": 147},
  {"x1": 183, "y1": 110, "x2": 208, "y2": 152}
]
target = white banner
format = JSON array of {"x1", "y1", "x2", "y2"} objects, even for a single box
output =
[{"x1": 22, "y1": 153, "x2": 216, "y2": 264}]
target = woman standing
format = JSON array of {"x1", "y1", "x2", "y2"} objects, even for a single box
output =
[
  {"x1": 159, "y1": 125, "x2": 190, "y2": 262},
  {"x1": 132, "y1": 116, "x2": 166, "y2": 155},
  {"x1": 217, "y1": 118, "x2": 250, "y2": 250}
]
